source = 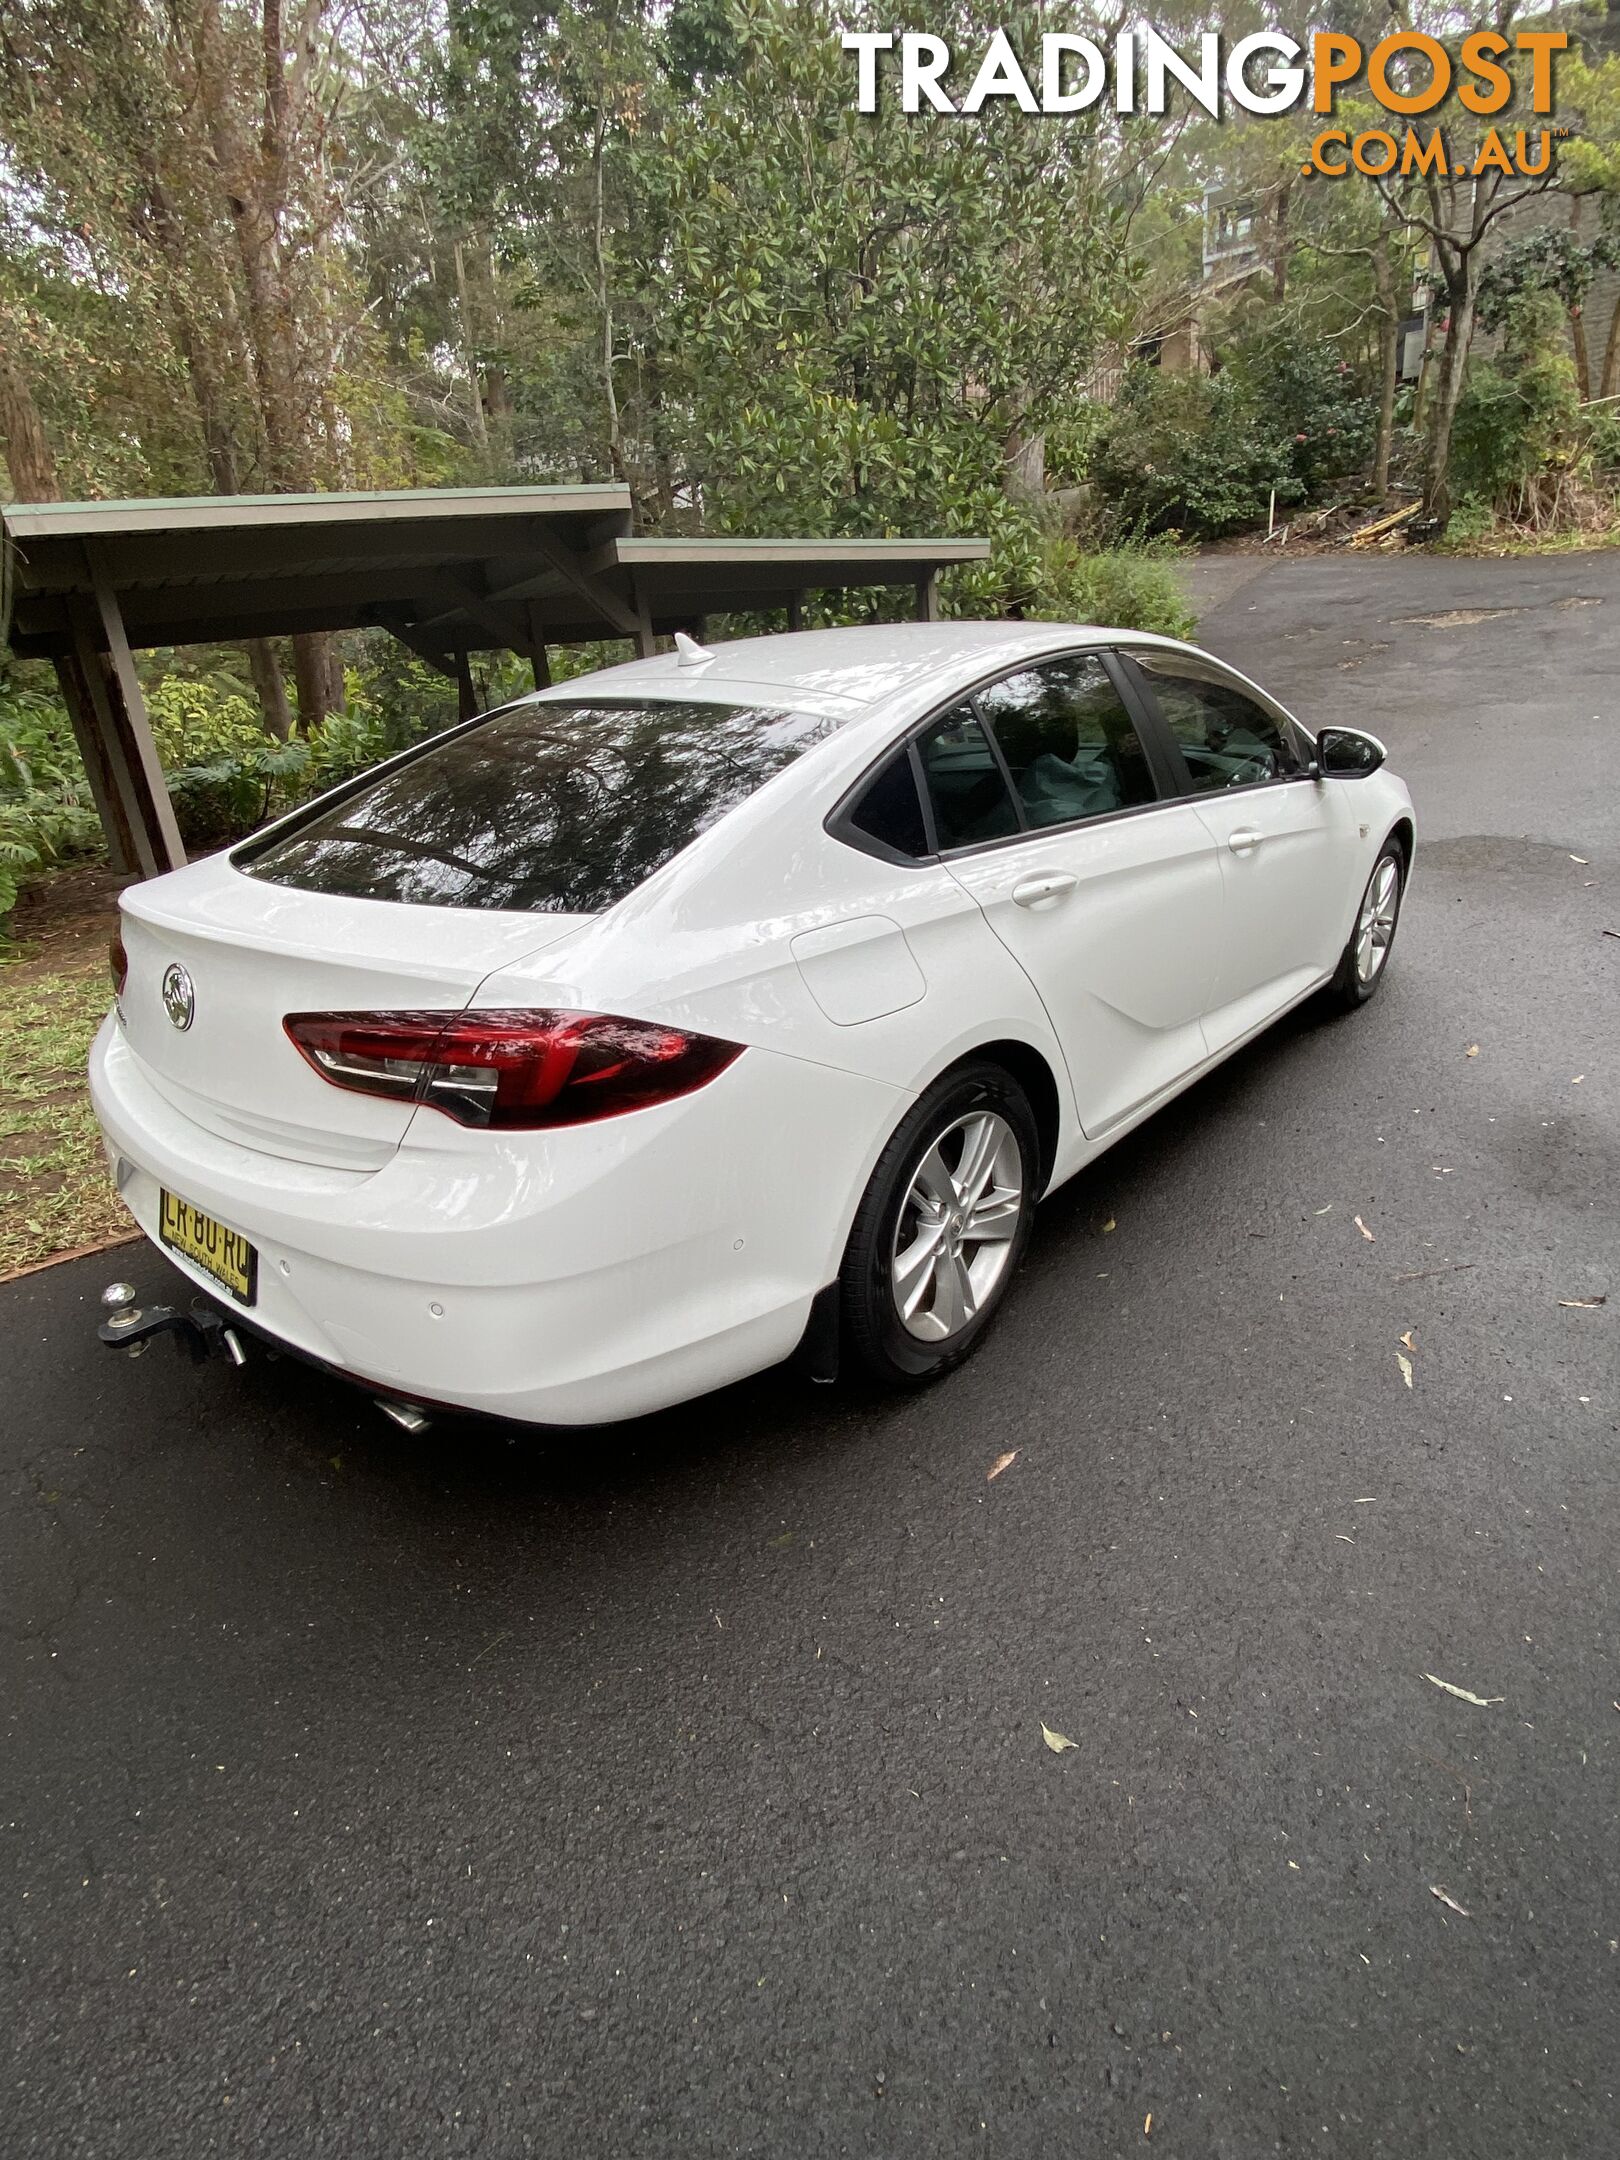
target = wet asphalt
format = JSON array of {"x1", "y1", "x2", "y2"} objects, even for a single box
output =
[{"x1": 3, "y1": 551, "x2": 1617, "y2": 2157}]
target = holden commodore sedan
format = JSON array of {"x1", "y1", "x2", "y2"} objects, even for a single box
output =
[{"x1": 91, "y1": 623, "x2": 1413, "y2": 1425}]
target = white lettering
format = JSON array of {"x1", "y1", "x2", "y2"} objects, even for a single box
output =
[
  {"x1": 960, "y1": 27, "x2": 1039, "y2": 113},
  {"x1": 1143, "y1": 27, "x2": 1220, "y2": 116},
  {"x1": 1227, "y1": 33, "x2": 1305, "y2": 115},
  {"x1": 1041, "y1": 34, "x2": 1106, "y2": 113},
  {"x1": 901, "y1": 33, "x2": 955, "y2": 114},
  {"x1": 842, "y1": 32, "x2": 894, "y2": 114}
]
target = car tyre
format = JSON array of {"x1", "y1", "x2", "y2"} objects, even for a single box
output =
[
  {"x1": 1325, "y1": 837, "x2": 1406, "y2": 1010},
  {"x1": 839, "y1": 1060, "x2": 1040, "y2": 1388}
]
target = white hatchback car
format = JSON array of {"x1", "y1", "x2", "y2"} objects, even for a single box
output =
[{"x1": 91, "y1": 623, "x2": 1413, "y2": 1425}]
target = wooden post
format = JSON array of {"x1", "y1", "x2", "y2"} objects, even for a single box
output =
[
  {"x1": 528, "y1": 603, "x2": 551, "y2": 690},
  {"x1": 787, "y1": 591, "x2": 804, "y2": 632},
  {"x1": 633, "y1": 578, "x2": 656, "y2": 658},
  {"x1": 66, "y1": 586, "x2": 186, "y2": 879},
  {"x1": 53, "y1": 652, "x2": 138, "y2": 877},
  {"x1": 915, "y1": 571, "x2": 941, "y2": 623}
]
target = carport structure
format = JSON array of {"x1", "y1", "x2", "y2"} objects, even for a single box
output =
[{"x1": 1, "y1": 483, "x2": 990, "y2": 878}]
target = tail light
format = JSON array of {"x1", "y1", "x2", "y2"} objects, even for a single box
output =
[
  {"x1": 283, "y1": 1009, "x2": 743, "y2": 1129},
  {"x1": 109, "y1": 931, "x2": 128, "y2": 997}
]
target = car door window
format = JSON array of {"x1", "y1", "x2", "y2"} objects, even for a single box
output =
[
  {"x1": 976, "y1": 655, "x2": 1158, "y2": 828},
  {"x1": 1131, "y1": 653, "x2": 1305, "y2": 794},
  {"x1": 916, "y1": 704, "x2": 1020, "y2": 849}
]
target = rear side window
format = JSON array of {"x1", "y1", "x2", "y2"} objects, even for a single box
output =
[
  {"x1": 916, "y1": 705, "x2": 1019, "y2": 849},
  {"x1": 846, "y1": 751, "x2": 929, "y2": 859},
  {"x1": 1131, "y1": 654, "x2": 1304, "y2": 793},
  {"x1": 977, "y1": 655, "x2": 1158, "y2": 827},
  {"x1": 237, "y1": 698, "x2": 837, "y2": 913}
]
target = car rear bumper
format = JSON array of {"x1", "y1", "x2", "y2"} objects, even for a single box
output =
[{"x1": 89, "y1": 1014, "x2": 907, "y2": 1425}]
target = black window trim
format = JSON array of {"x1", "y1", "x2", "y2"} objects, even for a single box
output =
[
  {"x1": 1111, "y1": 644, "x2": 1320, "y2": 803},
  {"x1": 826, "y1": 641, "x2": 1199, "y2": 867}
]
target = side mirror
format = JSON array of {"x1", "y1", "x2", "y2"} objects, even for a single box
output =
[{"x1": 1316, "y1": 725, "x2": 1387, "y2": 778}]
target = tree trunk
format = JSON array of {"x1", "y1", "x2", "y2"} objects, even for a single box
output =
[
  {"x1": 1271, "y1": 179, "x2": 1290, "y2": 304},
  {"x1": 1371, "y1": 243, "x2": 1398, "y2": 499},
  {"x1": 1569, "y1": 196, "x2": 1591, "y2": 400},
  {"x1": 0, "y1": 334, "x2": 60, "y2": 500},
  {"x1": 1422, "y1": 273, "x2": 1477, "y2": 529},
  {"x1": 1599, "y1": 299, "x2": 1620, "y2": 401},
  {"x1": 1571, "y1": 306, "x2": 1591, "y2": 402},
  {"x1": 246, "y1": 638, "x2": 294, "y2": 739},
  {"x1": 590, "y1": 116, "x2": 626, "y2": 483},
  {"x1": 290, "y1": 632, "x2": 329, "y2": 733},
  {"x1": 451, "y1": 237, "x2": 490, "y2": 450}
]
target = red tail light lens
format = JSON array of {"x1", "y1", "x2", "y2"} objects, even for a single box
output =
[
  {"x1": 109, "y1": 931, "x2": 128, "y2": 997},
  {"x1": 283, "y1": 1009, "x2": 743, "y2": 1129}
]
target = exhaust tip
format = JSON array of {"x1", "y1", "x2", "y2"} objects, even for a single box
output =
[{"x1": 375, "y1": 1396, "x2": 431, "y2": 1434}]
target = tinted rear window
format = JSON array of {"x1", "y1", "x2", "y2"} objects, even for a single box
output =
[{"x1": 236, "y1": 697, "x2": 836, "y2": 914}]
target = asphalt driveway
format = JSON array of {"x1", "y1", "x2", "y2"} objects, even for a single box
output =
[{"x1": 4, "y1": 551, "x2": 1617, "y2": 2157}]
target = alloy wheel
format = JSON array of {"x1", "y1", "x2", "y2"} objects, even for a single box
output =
[
  {"x1": 890, "y1": 1111, "x2": 1024, "y2": 1344},
  {"x1": 1355, "y1": 855, "x2": 1400, "y2": 985}
]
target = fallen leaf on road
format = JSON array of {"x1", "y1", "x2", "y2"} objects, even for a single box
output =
[
  {"x1": 1570, "y1": 854, "x2": 1589, "y2": 865},
  {"x1": 1604, "y1": 928, "x2": 1620, "y2": 941},
  {"x1": 1144, "y1": 2115, "x2": 1153, "y2": 2138},
  {"x1": 1429, "y1": 1886, "x2": 1470, "y2": 1917},
  {"x1": 1572, "y1": 1074, "x2": 1585, "y2": 1085},
  {"x1": 1041, "y1": 1723, "x2": 1077, "y2": 1754},
  {"x1": 1336, "y1": 1533, "x2": 1355, "y2": 1543},
  {"x1": 1558, "y1": 1295, "x2": 1606, "y2": 1308},
  {"x1": 1396, "y1": 1353, "x2": 1414, "y2": 1390},
  {"x1": 1101, "y1": 1217, "x2": 1117, "y2": 1234},
  {"x1": 1465, "y1": 1044, "x2": 1480, "y2": 1058},
  {"x1": 1353, "y1": 1496, "x2": 1378, "y2": 1504},
  {"x1": 1425, "y1": 1673, "x2": 1504, "y2": 1707},
  {"x1": 1314, "y1": 1204, "x2": 1333, "y2": 1215},
  {"x1": 988, "y1": 1450, "x2": 1018, "y2": 1481},
  {"x1": 1399, "y1": 1329, "x2": 1417, "y2": 1351},
  {"x1": 1354, "y1": 1215, "x2": 1376, "y2": 1242}
]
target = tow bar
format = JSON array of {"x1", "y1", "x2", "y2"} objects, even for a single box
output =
[
  {"x1": 97, "y1": 1280, "x2": 435, "y2": 1431},
  {"x1": 98, "y1": 1280, "x2": 245, "y2": 1366}
]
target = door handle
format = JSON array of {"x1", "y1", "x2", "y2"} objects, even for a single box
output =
[
  {"x1": 1011, "y1": 872, "x2": 1078, "y2": 909},
  {"x1": 1226, "y1": 829, "x2": 1264, "y2": 854}
]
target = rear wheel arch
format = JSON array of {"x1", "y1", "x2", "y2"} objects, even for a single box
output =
[{"x1": 931, "y1": 1038, "x2": 1061, "y2": 1198}]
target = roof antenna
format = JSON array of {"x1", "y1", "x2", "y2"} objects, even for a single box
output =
[{"x1": 673, "y1": 629, "x2": 714, "y2": 666}]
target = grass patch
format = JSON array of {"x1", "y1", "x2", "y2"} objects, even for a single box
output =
[{"x1": 0, "y1": 949, "x2": 131, "y2": 1275}]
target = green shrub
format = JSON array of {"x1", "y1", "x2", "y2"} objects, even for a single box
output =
[
  {"x1": 1583, "y1": 402, "x2": 1620, "y2": 476},
  {"x1": 1451, "y1": 292, "x2": 1581, "y2": 509},
  {"x1": 1222, "y1": 326, "x2": 1377, "y2": 496},
  {"x1": 1438, "y1": 496, "x2": 1497, "y2": 548},
  {"x1": 1091, "y1": 368, "x2": 1305, "y2": 540},
  {"x1": 1091, "y1": 333, "x2": 1377, "y2": 541},
  {"x1": 0, "y1": 675, "x2": 105, "y2": 922},
  {"x1": 1028, "y1": 537, "x2": 1195, "y2": 638}
]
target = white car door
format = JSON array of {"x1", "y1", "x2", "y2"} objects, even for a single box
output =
[
  {"x1": 1120, "y1": 649, "x2": 1351, "y2": 1055},
  {"x1": 923, "y1": 654, "x2": 1223, "y2": 1140}
]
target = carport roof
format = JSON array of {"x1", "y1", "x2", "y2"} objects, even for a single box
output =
[{"x1": 2, "y1": 485, "x2": 990, "y2": 661}]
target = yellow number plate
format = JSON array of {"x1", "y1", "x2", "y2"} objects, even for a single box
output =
[{"x1": 159, "y1": 1189, "x2": 257, "y2": 1305}]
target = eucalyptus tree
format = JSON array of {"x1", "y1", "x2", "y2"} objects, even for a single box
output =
[{"x1": 0, "y1": 0, "x2": 414, "y2": 728}]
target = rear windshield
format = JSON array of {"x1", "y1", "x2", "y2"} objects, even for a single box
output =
[{"x1": 236, "y1": 697, "x2": 836, "y2": 914}]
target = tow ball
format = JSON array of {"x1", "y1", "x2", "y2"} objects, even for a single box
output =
[{"x1": 98, "y1": 1280, "x2": 247, "y2": 1367}]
